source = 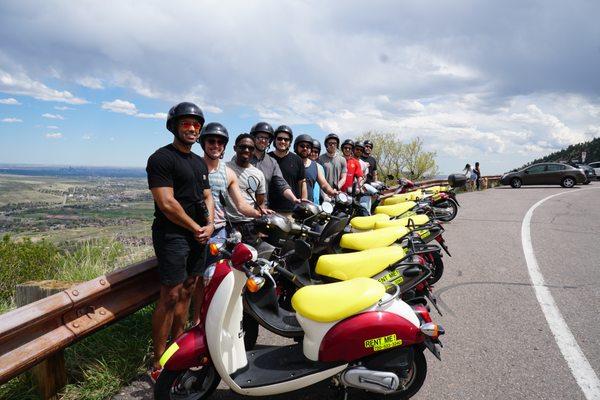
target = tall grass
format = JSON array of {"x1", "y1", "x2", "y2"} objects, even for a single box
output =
[{"x1": 0, "y1": 235, "x2": 154, "y2": 400}]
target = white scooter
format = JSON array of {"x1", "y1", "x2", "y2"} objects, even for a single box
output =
[{"x1": 154, "y1": 242, "x2": 444, "y2": 399}]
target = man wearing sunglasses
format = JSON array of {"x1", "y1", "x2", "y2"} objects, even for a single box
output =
[
  {"x1": 340, "y1": 138, "x2": 364, "y2": 193},
  {"x1": 318, "y1": 132, "x2": 347, "y2": 190},
  {"x1": 226, "y1": 133, "x2": 269, "y2": 244},
  {"x1": 267, "y1": 125, "x2": 307, "y2": 216},
  {"x1": 361, "y1": 139, "x2": 378, "y2": 183},
  {"x1": 146, "y1": 102, "x2": 215, "y2": 381},
  {"x1": 248, "y1": 122, "x2": 300, "y2": 208},
  {"x1": 194, "y1": 123, "x2": 264, "y2": 324},
  {"x1": 294, "y1": 134, "x2": 338, "y2": 203}
]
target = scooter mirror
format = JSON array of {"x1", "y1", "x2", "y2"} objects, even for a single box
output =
[
  {"x1": 321, "y1": 201, "x2": 334, "y2": 214},
  {"x1": 247, "y1": 175, "x2": 259, "y2": 192},
  {"x1": 294, "y1": 240, "x2": 312, "y2": 261}
]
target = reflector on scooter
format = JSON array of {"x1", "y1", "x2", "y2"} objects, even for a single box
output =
[
  {"x1": 420, "y1": 322, "x2": 444, "y2": 339},
  {"x1": 246, "y1": 275, "x2": 265, "y2": 293},
  {"x1": 209, "y1": 243, "x2": 221, "y2": 256}
]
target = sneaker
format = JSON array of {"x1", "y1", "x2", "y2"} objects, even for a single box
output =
[{"x1": 149, "y1": 367, "x2": 163, "y2": 384}]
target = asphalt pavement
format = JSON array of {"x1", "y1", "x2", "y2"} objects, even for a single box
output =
[{"x1": 113, "y1": 182, "x2": 600, "y2": 400}]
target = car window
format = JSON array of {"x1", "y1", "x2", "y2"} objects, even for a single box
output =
[
  {"x1": 547, "y1": 164, "x2": 566, "y2": 171},
  {"x1": 589, "y1": 162, "x2": 600, "y2": 167},
  {"x1": 525, "y1": 165, "x2": 547, "y2": 173}
]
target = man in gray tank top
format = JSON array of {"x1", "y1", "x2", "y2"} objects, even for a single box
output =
[{"x1": 318, "y1": 132, "x2": 347, "y2": 190}]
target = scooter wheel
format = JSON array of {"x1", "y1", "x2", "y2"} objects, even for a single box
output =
[
  {"x1": 154, "y1": 365, "x2": 220, "y2": 400},
  {"x1": 374, "y1": 350, "x2": 427, "y2": 399},
  {"x1": 427, "y1": 252, "x2": 444, "y2": 285}
]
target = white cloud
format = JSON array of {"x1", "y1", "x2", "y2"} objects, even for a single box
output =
[
  {"x1": 76, "y1": 76, "x2": 104, "y2": 89},
  {"x1": 0, "y1": 97, "x2": 21, "y2": 105},
  {"x1": 42, "y1": 113, "x2": 64, "y2": 120},
  {"x1": 46, "y1": 125, "x2": 59, "y2": 129},
  {"x1": 102, "y1": 98, "x2": 167, "y2": 120},
  {"x1": 2, "y1": 117, "x2": 22, "y2": 122},
  {"x1": 0, "y1": 68, "x2": 87, "y2": 104},
  {"x1": 45, "y1": 132, "x2": 63, "y2": 139},
  {"x1": 136, "y1": 112, "x2": 168, "y2": 119},
  {"x1": 54, "y1": 105, "x2": 74, "y2": 111},
  {"x1": 101, "y1": 99, "x2": 137, "y2": 115},
  {"x1": 82, "y1": 133, "x2": 92, "y2": 140}
]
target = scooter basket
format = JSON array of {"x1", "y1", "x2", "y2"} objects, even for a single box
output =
[{"x1": 447, "y1": 173, "x2": 467, "y2": 188}]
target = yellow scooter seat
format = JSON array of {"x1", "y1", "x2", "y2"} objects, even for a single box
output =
[
  {"x1": 340, "y1": 226, "x2": 410, "y2": 250},
  {"x1": 291, "y1": 277, "x2": 385, "y2": 323},
  {"x1": 316, "y1": 246, "x2": 407, "y2": 281},
  {"x1": 375, "y1": 201, "x2": 417, "y2": 217},
  {"x1": 350, "y1": 214, "x2": 389, "y2": 230},
  {"x1": 374, "y1": 214, "x2": 430, "y2": 229},
  {"x1": 423, "y1": 185, "x2": 450, "y2": 194},
  {"x1": 383, "y1": 190, "x2": 423, "y2": 205}
]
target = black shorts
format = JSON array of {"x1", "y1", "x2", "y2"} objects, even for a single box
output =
[{"x1": 152, "y1": 229, "x2": 207, "y2": 286}]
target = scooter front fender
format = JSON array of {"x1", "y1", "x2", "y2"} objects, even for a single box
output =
[{"x1": 160, "y1": 324, "x2": 209, "y2": 371}]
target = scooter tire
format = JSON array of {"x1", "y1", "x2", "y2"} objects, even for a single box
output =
[
  {"x1": 428, "y1": 251, "x2": 444, "y2": 285},
  {"x1": 154, "y1": 365, "x2": 220, "y2": 400},
  {"x1": 433, "y1": 199, "x2": 458, "y2": 222},
  {"x1": 375, "y1": 349, "x2": 427, "y2": 399},
  {"x1": 242, "y1": 312, "x2": 259, "y2": 350}
]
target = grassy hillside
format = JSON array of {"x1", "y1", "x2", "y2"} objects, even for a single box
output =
[{"x1": 518, "y1": 137, "x2": 600, "y2": 170}]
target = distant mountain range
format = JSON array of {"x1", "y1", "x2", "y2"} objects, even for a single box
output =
[
  {"x1": 0, "y1": 165, "x2": 146, "y2": 178},
  {"x1": 516, "y1": 137, "x2": 600, "y2": 171}
]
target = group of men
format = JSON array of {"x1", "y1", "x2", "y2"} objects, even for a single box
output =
[{"x1": 145, "y1": 102, "x2": 378, "y2": 379}]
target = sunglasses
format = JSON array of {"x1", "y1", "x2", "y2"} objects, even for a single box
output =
[
  {"x1": 236, "y1": 145, "x2": 255, "y2": 152},
  {"x1": 365, "y1": 145, "x2": 372, "y2": 149},
  {"x1": 298, "y1": 143, "x2": 312, "y2": 150},
  {"x1": 255, "y1": 135, "x2": 270, "y2": 142},
  {"x1": 326, "y1": 141, "x2": 338, "y2": 147},
  {"x1": 342, "y1": 146, "x2": 353, "y2": 151},
  {"x1": 276, "y1": 136, "x2": 291, "y2": 142},
  {"x1": 179, "y1": 121, "x2": 201, "y2": 130},
  {"x1": 206, "y1": 138, "x2": 225, "y2": 145}
]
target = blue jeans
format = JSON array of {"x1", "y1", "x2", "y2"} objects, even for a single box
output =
[{"x1": 359, "y1": 184, "x2": 378, "y2": 215}]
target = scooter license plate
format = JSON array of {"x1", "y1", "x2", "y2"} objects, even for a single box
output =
[{"x1": 377, "y1": 270, "x2": 404, "y2": 285}]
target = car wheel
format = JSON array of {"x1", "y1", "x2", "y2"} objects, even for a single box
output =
[
  {"x1": 510, "y1": 178, "x2": 522, "y2": 188},
  {"x1": 561, "y1": 176, "x2": 575, "y2": 188}
]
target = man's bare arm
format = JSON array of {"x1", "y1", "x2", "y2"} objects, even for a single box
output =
[{"x1": 150, "y1": 187, "x2": 202, "y2": 233}]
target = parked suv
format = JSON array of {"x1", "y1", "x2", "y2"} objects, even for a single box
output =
[
  {"x1": 565, "y1": 161, "x2": 597, "y2": 184},
  {"x1": 588, "y1": 161, "x2": 600, "y2": 179},
  {"x1": 500, "y1": 162, "x2": 586, "y2": 188}
]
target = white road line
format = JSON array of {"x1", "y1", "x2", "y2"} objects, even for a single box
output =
[{"x1": 521, "y1": 188, "x2": 600, "y2": 400}]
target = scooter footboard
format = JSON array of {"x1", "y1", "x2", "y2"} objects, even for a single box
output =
[{"x1": 160, "y1": 324, "x2": 209, "y2": 371}]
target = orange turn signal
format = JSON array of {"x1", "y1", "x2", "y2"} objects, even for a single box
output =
[
  {"x1": 246, "y1": 276, "x2": 265, "y2": 293},
  {"x1": 209, "y1": 243, "x2": 220, "y2": 256}
]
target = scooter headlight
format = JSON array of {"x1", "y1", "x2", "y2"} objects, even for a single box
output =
[{"x1": 203, "y1": 263, "x2": 216, "y2": 287}]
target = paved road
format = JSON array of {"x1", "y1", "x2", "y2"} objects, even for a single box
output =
[{"x1": 114, "y1": 183, "x2": 600, "y2": 399}]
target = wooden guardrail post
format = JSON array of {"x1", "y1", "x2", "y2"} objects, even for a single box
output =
[{"x1": 15, "y1": 280, "x2": 73, "y2": 400}]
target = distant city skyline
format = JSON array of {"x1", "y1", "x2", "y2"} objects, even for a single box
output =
[{"x1": 1, "y1": 1, "x2": 599, "y2": 174}]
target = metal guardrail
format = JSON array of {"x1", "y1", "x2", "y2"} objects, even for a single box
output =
[
  {"x1": 0, "y1": 258, "x2": 159, "y2": 384},
  {"x1": 0, "y1": 174, "x2": 502, "y2": 386}
]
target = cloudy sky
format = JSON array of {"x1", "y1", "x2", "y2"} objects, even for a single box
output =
[{"x1": 1, "y1": 0, "x2": 599, "y2": 174}]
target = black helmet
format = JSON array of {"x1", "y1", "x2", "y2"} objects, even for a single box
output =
[
  {"x1": 166, "y1": 102, "x2": 205, "y2": 134},
  {"x1": 324, "y1": 133, "x2": 340, "y2": 147},
  {"x1": 294, "y1": 134, "x2": 313, "y2": 153},
  {"x1": 275, "y1": 125, "x2": 294, "y2": 142},
  {"x1": 250, "y1": 122, "x2": 274, "y2": 139},
  {"x1": 312, "y1": 139, "x2": 321, "y2": 153},
  {"x1": 341, "y1": 139, "x2": 355, "y2": 149},
  {"x1": 364, "y1": 139, "x2": 373, "y2": 148},
  {"x1": 354, "y1": 141, "x2": 365, "y2": 150},
  {"x1": 199, "y1": 122, "x2": 229, "y2": 149}
]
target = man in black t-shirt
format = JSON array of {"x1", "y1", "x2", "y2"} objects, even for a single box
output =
[
  {"x1": 268, "y1": 125, "x2": 307, "y2": 215},
  {"x1": 361, "y1": 139, "x2": 378, "y2": 183},
  {"x1": 145, "y1": 102, "x2": 214, "y2": 379}
]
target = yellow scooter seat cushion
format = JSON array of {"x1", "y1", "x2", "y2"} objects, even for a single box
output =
[
  {"x1": 350, "y1": 214, "x2": 389, "y2": 230},
  {"x1": 383, "y1": 190, "x2": 423, "y2": 205},
  {"x1": 423, "y1": 185, "x2": 450, "y2": 194},
  {"x1": 316, "y1": 246, "x2": 407, "y2": 281},
  {"x1": 340, "y1": 226, "x2": 410, "y2": 250},
  {"x1": 374, "y1": 214, "x2": 430, "y2": 229},
  {"x1": 375, "y1": 201, "x2": 417, "y2": 217},
  {"x1": 291, "y1": 277, "x2": 385, "y2": 323}
]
